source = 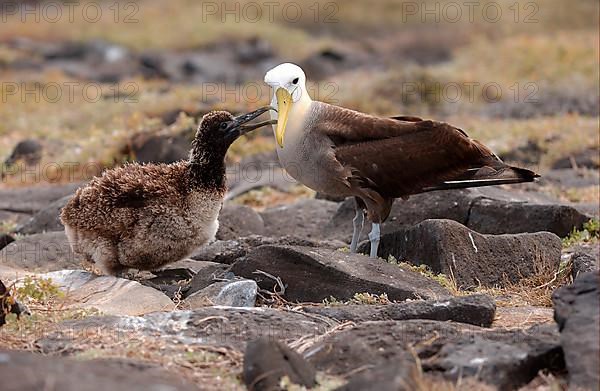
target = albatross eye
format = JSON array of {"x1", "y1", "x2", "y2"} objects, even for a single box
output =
[{"x1": 292, "y1": 77, "x2": 299, "y2": 85}]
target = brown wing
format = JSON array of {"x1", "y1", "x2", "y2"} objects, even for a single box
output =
[{"x1": 312, "y1": 103, "x2": 520, "y2": 198}]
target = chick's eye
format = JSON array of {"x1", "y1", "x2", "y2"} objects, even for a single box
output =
[
  {"x1": 220, "y1": 122, "x2": 229, "y2": 130},
  {"x1": 292, "y1": 77, "x2": 299, "y2": 85}
]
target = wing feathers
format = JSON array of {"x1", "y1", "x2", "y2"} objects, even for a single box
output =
[{"x1": 311, "y1": 102, "x2": 536, "y2": 198}]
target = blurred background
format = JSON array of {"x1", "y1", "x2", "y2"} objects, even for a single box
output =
[{"x1": 0, "y1": 0, "x2": 598, "y2": 208}]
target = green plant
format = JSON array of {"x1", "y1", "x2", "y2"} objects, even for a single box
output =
[
  {"x1": 0, "y1": 221, "x2": 17, "y2": 234},
  {"x1": 322, "y1": 296, "x2": 342, "y2": 306},
  {"x1": 388, "y1": 255, "x2": 456, "y2": 290},
  {"x1": 280, "y1": 373, "x2": 346, "y2": 390},
  {"x1": 563, "y1": 218, "x2": 600, "y2": 247},
  {"x1": 396, "y1": 261, "x2": 458, "y2": 293},
  {"x1": 16, "y1": 276, "x2": 64, "y2": 304},
  {"x1": 322, "y1": 292, "x2": 390, "y2": 306},
  {"x1": 583, "y1": 218, "x2": 600, "y2": 237},
  {"x1": 350, "y1": 292, "x2": 390, "y2": 305}
]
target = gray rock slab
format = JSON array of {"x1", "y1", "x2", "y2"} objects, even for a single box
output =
[
  {"x1": 359, "y1": 219, "x2": 562, "y2": 289},
  {"x1": 231, "y1": 245, "x2": 450, "y2": 302}
]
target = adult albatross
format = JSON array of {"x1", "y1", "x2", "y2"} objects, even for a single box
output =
[{"x1": 264, "y1": 63, "x2": 539, "y2": 258}]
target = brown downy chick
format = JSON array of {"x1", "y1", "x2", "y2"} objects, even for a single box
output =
[{"x1": 60, "y1": 107, "x2": 273, "y2": 276}]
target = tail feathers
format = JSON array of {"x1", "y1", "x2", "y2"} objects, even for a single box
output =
[{"x1": 423, "y1": 166, "x2": 539, "y2": 192}]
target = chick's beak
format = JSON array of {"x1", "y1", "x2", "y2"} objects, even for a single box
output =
[{"x1": 229, "y1": 106, "x2": 276, "y2": 137}]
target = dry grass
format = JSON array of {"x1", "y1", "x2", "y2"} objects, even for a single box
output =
[
  {"x1": 231, "y1": 184, "x2": 316, "y2": 210},
  {"x1": 0, "y1": 80, "x2": 274, "y2": 186},
  {"x1": 449, "y1": 30, "x2": 599, "y2": 87},
  {"x1": 541, "y1": 183, "x2": 600, "y2": 204},
  {"x1": 448, "y1": 115, "x2": 599, "y2": 170},
  {"x1": 332, "y1": 26, "x2": 599, "y2": 118},
  {"x1": 0, "y1": 276, "x2": 244, "y2": 390},
  {"x1": 471, "y1": 255, "x2": 574, "y2": 308},
  {"x1": 17, "y1": 321, "x2": 245, "y2": 389},
  {"x1": 2, "y1": 0, "x2": 596, "y2": 53},
  {"x1": 0, "y1": 0, "x2": 326, "y2": 58},
  {"x1": 1, "y1": 1, "x2": 597, "y2": 188},
  {"x1": 519, "y1": 373, "x2": 568, "y2": 391},
  {"x1": 227, "y1": 134, "x2": 274, "y2": 163},
  {"x1": 477, "y1": 273, "x2": 569, "y2": 308},
  {"x1": 390, "y1": 246, "x2": 576, "y2": 308},
  {"x1": 71, "y1": 330, "x2": 245, "y2": 390},
  {"x1": 0, "y1": 276, "x2": 97, "y2": 347},
  {"x1": 1, "y1": 308, "x2": 93, "y2": 349}
]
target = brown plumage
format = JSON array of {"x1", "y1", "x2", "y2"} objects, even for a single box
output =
[
  {"x1": 264, "y1": 62, "x2": 539, "y2": 257},
  {"x1": 311, "y1": 103, "x2": 538, "y2": 223},
  {"x1": 60, "y1": 108, "x2": 271, "y2": 275}
]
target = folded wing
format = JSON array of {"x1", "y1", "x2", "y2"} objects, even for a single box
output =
[{"x1": 313, "y1": 103, "x2": 537, "y2": 198}]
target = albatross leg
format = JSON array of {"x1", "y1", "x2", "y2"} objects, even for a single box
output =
[
  {"x1": 350, "y1": 208, "x2": 365, "y2": 253},
  {"x1": 368, "y1": 223, "x2": 381, "y2": 258}
]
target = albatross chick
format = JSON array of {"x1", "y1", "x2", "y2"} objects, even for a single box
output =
[
  {"x1": 264, "y1": 63, "x2": 539, "y2": 258},
  {"x1": 60, "y1": 108, "x2": 272, "y2": 275}
]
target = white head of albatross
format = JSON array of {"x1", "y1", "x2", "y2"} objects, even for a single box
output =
[{"x1": 264, "y1": 62, "x2": 313, "y2": 147}]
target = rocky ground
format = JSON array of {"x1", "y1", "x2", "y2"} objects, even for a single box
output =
[
  {"x1": 1, "y1": 1, "x2": 598, "y2": 389},
  {"x1": 0, "y1": 153, "x2": 598, "y2": 390}
]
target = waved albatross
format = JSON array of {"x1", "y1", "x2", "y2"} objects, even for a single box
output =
[
  {"x1": 60, "y1": 108, "x2": 273, "y2": 275},
  {"x1": 264, "y1": 63, "x2": 539, "y2": 258}
]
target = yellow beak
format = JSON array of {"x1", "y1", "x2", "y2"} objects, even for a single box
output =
[{"x1": 275, "y1": 88, "x2": 292, "y2": 148}]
